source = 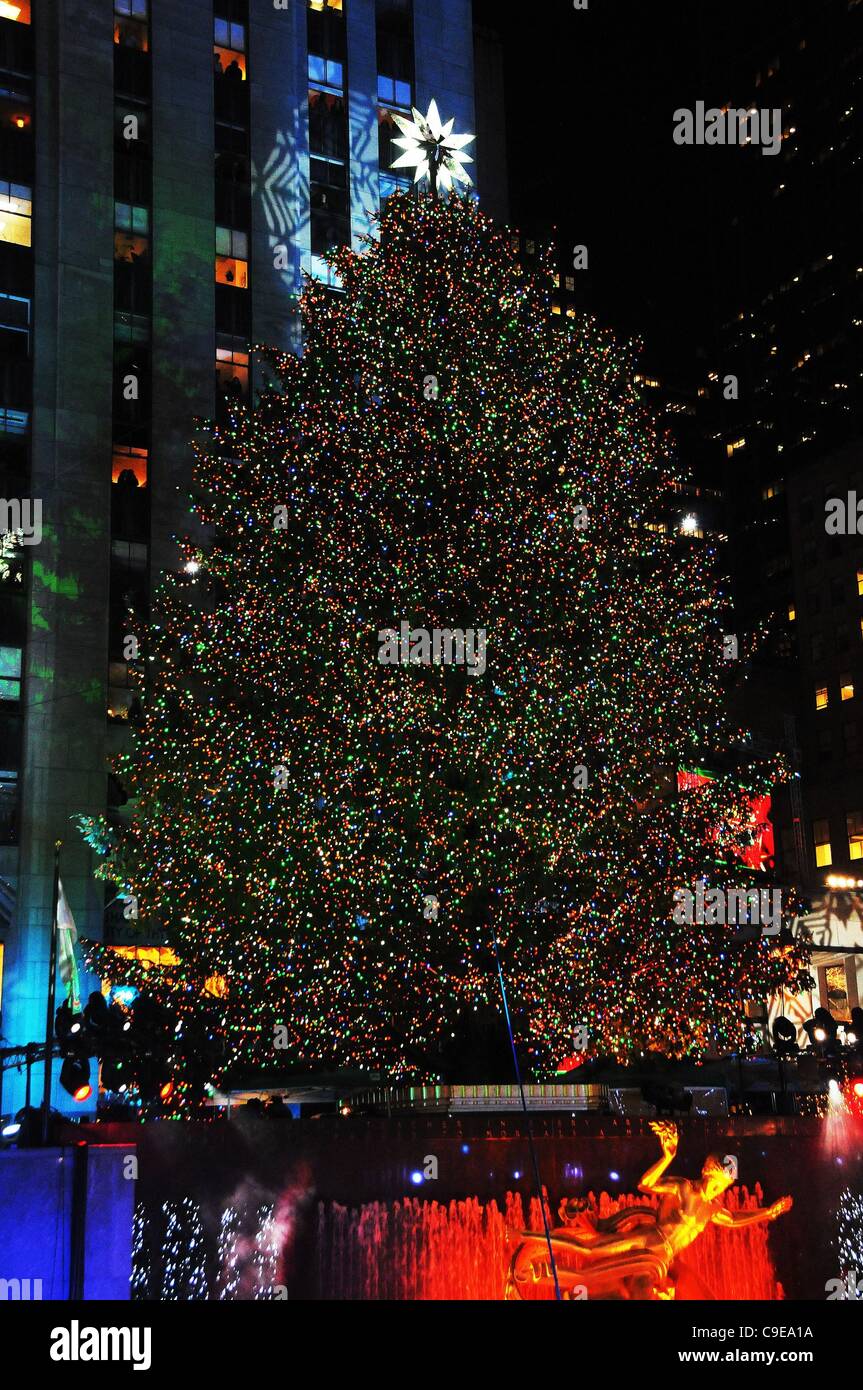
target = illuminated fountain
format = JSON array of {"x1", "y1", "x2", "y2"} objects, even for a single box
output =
[{"x1": 315, "y1": 1185, "x2": 783, "y2": 1301}]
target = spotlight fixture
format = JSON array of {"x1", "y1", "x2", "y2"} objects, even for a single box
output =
[
  {"x1": 59, "y1": 1055, "x2": 91, "y2": 1100},
  {"x1": 803, "y1": 1008, "x2": 840, "y2": 1055},
  {"x1": 772, "y1": 1014, "x2": 799, "y2": 1057}
]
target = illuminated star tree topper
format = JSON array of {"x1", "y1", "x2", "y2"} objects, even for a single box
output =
[{"x1": 390, "y1": 98, "x2": 474, "y2": 197}]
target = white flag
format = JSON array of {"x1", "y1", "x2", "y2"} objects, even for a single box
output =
[{"x1": 57, "y1": 878, "x2": 81, "y2": 1013}]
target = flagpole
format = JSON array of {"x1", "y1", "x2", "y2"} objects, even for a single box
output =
[{"x1": 41, "y1": 839, "x2": 62, "y2": 1144}]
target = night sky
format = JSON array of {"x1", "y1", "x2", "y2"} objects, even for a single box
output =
[{"x1": 475, "y1": 0, "x2": 795, "y2": 379}]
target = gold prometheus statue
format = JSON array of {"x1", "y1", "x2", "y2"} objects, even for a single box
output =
[{"x1": 506, "y1": 1121, "x2": 792, "y2": 1300}]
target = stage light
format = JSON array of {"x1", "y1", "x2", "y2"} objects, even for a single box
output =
[
  {"x1": 609, "y1": 1170, "x2": 620, "y2": 1182},
  {"x1": 101, "y1": 1054, "x2": 136, "y2": 1094},
  {"x1": 54, "y1": 1000, "x2": 83, "y2": 1043},
  {"x1": 853, "y1": 1082, "x2": 863, "y2": 1099},
  {"x1": 159, "y1": 1080, "x2": 174, "y2": 1101},
  {"x1": 847, "y1": 1033, "x2": 858, "y2": 1045},
  {"x1": 772, "y1": 1014, "x2": 799, "y2": 1057},
  {"x1": 73, "y1": 1084, "x2": 92, "y2": 1103},
  {"x1": 815, "y1": 1028, "x2": 827, "y2": 1042},
  {"x1": 461, "y1": 1143, "x2": 470, "y2": 1154},
  {"x1": 59, "y1": 1055, "x2": 90, "y2": 1099},
  {"x1": 513, "y1": 1170, "x2": 522, "y2": 1180},
  {"x1": 410, "y1": 1171, "x2": 424, "y2": 1185}
]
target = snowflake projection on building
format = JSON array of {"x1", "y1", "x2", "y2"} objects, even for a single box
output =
[{"x1": 390, "y1": 98, "x2": 474, "y2": 195}]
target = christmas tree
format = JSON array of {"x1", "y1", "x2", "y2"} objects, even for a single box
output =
[{"x1": 83, "y1": 185, "x2": 810, "y2": 1095}]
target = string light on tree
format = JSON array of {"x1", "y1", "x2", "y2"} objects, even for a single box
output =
[{"x1": 80, "y1": 186, "x2": 810, "y2": 1093}]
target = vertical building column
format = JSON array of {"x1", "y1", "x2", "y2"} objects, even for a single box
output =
[
  {"x1": 249, "y1": 0, "x2": 307, "y2": 361},
  {"x1": 413, "y1": 0, "x2": 475, "y2": 146},
  {"x1": 346, "y1": 0, "x2": 379, "y2": 250},
  {"x1": 149, "y1": 1, "x2": 214, "y2": 578},
  {"x1": 7, "y1": 0, "x2": 116, "y2": 1113}
]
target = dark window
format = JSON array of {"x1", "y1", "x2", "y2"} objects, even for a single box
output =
[
  {"x1": 308, "y1": 0, "x2": 346, "y2": 64},
  {"x1": 309, "y1": 90, "x2": 347, "y2": 160},
  {"x1": 310, "y1": 157, "x2": 348, "y2": 256},
  {"x1": 215, "y1": 282, "x2": 250, "y2": 336},
  {"x1": 113, "y1": 342, "x2": 150, "y2": 427},
  {"x1": 0, "y1": 290, "x2": 29, "y2": 356},
  {"x1": 375, "y1": 0, "x2": 413, "y2": 85}
]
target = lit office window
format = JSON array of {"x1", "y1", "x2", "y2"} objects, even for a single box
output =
[
  {"x1": 0, "y1": 408, "x2": 27, "y2": 435},
  {"x1": 848, "y1": 812, "x2": 863, "y2": 861},
  {"x1": 214, "y1": 17, "x2": 245, "y2": 50},
  {"x1": 841, "y1": 673, "x2": 855, "y2": 701},
  {"x1": 0, "y1": 647, "x2": 21, "y2": 701},
  {"x1": 309, "y1": 0, "x2": 343, "y2": 10},
  {"x1": 788, "y1": 605, "x2": 796, "y2": 622},
  {"x1": 0, "y1": 1, "x2": 31, "y2": 22},
  {"x1": 0, "y1": 182, "x2": 31, "y2": 247},
  {"x1": 308, "y1": 54, "x2": 344, "y2": 92},
  {"x1": 214, "y1": 14, "x2": 246, "y2": 78},
  {"x1": 813, "y1": 819, "x2": 832, "y2": 868},
  {"x1": 112, "y1": 443, "x2": 148, "y2": 486},
  {"x1": 377, "y1": 75, "x2": 411, "y2": 108},
  {"x1": 215, "y1": 226, "x2": 249, "y2": 287},
  {"x1": 309, "y1": 254, "x2": 342, "y2": 289},
  {"x1": 108, "y1": 661, "x2": 136, "y2": 722},
  {"x1": 858, "y1": 568, "x2": 863, "y2": 597},
  {"x1": 726, "y1": 437, "x2": 747, "y2": 457},
  {"x1": 216, "y1": 335, "x2": 249, "y2": 400},
  {"x1": 114, "y1": 202, "x2": 149, "y2": 261},
  {"x1": 114, "y1": 0, "x2": 148, "y2": 50},
  {"x1": 815, "y1": 685, "x2": 829, "y2": 710}
]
